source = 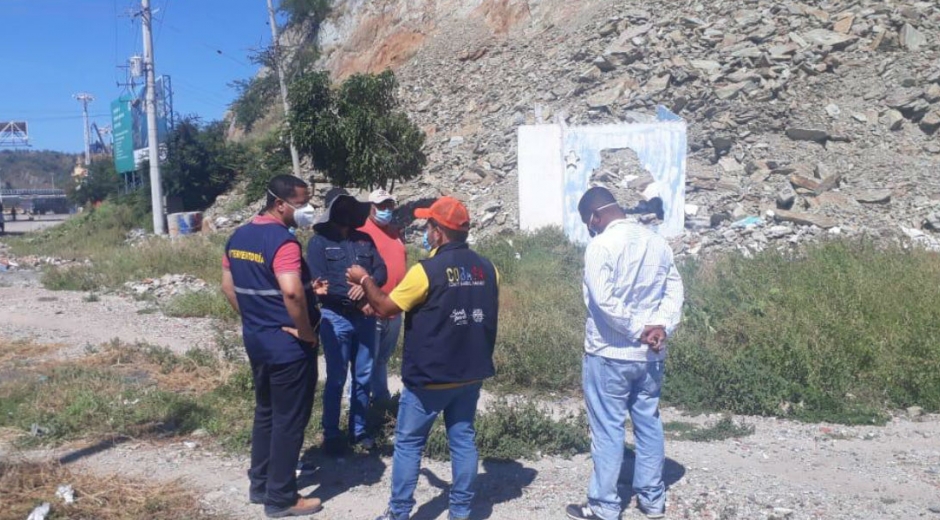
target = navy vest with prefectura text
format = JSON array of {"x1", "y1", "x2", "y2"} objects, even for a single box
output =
[{"x1": 226, "y1": 221, "x2": 319, "y2": 364}]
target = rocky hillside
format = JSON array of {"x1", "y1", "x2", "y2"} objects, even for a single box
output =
[{"x1": 233, "y1": 0, "x2": 940, "y2": 255}]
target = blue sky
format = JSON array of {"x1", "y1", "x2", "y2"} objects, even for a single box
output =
[{"x1": 0, "y1": 0, "x2": 275, "y2": 152}]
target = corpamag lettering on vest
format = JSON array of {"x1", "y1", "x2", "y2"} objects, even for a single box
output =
[
  {"x1": 229, "y1": 249, "x2": 265, "y2": 264},
  {"x1": 445, "y1": 266, "x2": 487, "y2": 287},
  {"x1": 403, "y1": 243, "x2": 498, "y2": 387}
]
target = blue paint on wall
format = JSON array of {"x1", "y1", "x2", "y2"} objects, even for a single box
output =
[{"x1": 562, "y1": 107, "x2": 687, "y2": 244}]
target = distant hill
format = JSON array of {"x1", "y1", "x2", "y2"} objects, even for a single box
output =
[{"x1": 0, "y1": 150, "x2": 78, "y2": 190}]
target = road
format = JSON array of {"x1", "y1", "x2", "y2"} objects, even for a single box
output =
[{"x1": 1, "y1": 213, "x2": 72, "y2": 235}]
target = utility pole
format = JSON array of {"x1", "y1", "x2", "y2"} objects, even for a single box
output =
[
  {"x1": 141, "y1": 0, "x2": 166, "y2": 235},
  {"x1": 73, "y1": 93, "x2": 94, "y2": 166},
  {"x1": 266, "y1": 0, "x2": 301, "y2": 178}
]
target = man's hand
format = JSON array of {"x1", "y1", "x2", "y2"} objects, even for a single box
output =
[
  {"x1": 348, "y1": 283, "x2": 365, "y2": 301},
  {"x1": 642, "y1": 325, "x2": 667, "y2": 352},
  {"x1": 312, "y1": 277, "x2": 329, "y2": 296},
  {"x1": 282, "y1": 326, "x2": 319, "y2": 345},
  {"x1": 360, "y1": 303, "x2": 376, "y2": 317},
  {"x1": 347, "y1": 265, "x2": 368, "y2": 286}
]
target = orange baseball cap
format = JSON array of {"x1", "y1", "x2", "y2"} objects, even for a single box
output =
[{"x1": 414, "y1": 196, "x2": 471, "y2": 231}]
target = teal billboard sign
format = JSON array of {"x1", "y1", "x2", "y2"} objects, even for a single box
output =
[
  {"x1": 110, "y1": 76, "x2": 171, "y2": 175},
  {"x1": 111, "y1": 96, "x2": 135, "y2": 174}
]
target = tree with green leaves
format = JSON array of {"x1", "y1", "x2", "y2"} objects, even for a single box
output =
[
  {"x1": 229, "y1": 76, "x2": 279, "y2": 132},
  {"x1": 68, "y1": 160, "x2": 122, "y2": 206},
  {"x1": 288, "y1": 70, "x2": 427, "y2": 191},
  {"x1": 279, "y1": 0, "x2": 331, "y2": 27},
  {"x1": 229, "y1": 0, "x2": 330, "y2": 132},
  {"x1": 162, "y1": 118, "x2": 242, "y2": 211}
]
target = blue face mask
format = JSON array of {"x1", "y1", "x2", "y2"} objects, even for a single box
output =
[
  {"x1": 422, "y1": 229, "x2": 432, "y2": 251},
  {"x1": 374, "y1": 209, "x2": 393, "y2": 226}
]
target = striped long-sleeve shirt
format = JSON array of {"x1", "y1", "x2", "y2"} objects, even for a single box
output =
[{"x1": 582, "y1": 219, "x2": 684, "y2": 362}]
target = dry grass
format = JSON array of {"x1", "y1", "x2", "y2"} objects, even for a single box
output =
[
  {"x1": 0, "y1": 459, "x2": 227, "y2": 520},
  {"x1": 0, "y1": 340, "x2": 227, "y2": 448},
  {"x1": 0, "y1": 339, "x2": 61, "y2": 368},
  {"x1": 74, "y1": 341, "x2": 234, "y2": 394}
]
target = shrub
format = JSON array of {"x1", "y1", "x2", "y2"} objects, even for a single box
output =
[
  {"x1": 666, "y1": 239, "x2": 940, "y2": 423},
  {"x1": 163, "y1": 290, "x2": 237, "y2": 321},
  {"x1": 229, "y1": 76, "x2": 278, "y2": 133},
  {"x1": 477, "y1": 228, "x2": 586, "y2": 393},
  {"x1": 426, "y1": 400, "x2": 590, "y2": 461},
  {"x1": 9, "y1": 202, "x2": 147, "y2": 260}
]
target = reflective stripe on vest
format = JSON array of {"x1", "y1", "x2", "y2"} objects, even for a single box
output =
[{"x1": 234, "y1": 286, "x2": 282, "y2": 296}]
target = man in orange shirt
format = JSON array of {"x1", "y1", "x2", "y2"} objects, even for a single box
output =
[{"x1": 358, "y1": 189, "x2": 407, "y2": 403}]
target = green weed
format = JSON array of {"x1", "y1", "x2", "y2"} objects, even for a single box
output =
[
  {"x1": 163, "y1": 290, "x2": 237, "y2": 320},
  {"x1": 664, "y1": 417, "x2": 754, "y2": 442}
]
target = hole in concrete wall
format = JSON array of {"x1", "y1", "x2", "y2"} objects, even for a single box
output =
[{"x1": 591, "y1": 147, "x2": 663, "y2": 222}]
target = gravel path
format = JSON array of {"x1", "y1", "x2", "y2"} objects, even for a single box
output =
[
  {"x1": 11, "y1": 410, "x2": 937, "y2": 520},
  {"x1": 0, "y1": 270, "x2": 217, "y2": 357},
  {"x1": 1, "y1": 270, "x2": 938, "y2": 519}
]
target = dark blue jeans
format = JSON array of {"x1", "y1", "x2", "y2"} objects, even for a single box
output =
[{"x1": 248, "y1": 354, "x2": 317, "y2": 508}]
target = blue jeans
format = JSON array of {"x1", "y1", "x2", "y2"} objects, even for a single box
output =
[
  {"x1": 371, "y1": 314, "x2": 402, "y2": 402},
  {"x1": 320, "y1": 308, "x2": 376, "y2": 441},
  {"x1": 583, "y1": 354, "x2": 665, "y2": 519},
  {"x1": 388, "y1": 383, "x2": 482, "y2": 519}
]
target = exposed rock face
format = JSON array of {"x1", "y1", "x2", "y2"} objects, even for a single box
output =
[{"x1": 217, "y1": 0, "x2": 940, "y2": 257}]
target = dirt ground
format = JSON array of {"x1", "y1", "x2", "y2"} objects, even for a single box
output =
[{"x1": 1, "y1": 272, "x2": 938, "y2": 520}]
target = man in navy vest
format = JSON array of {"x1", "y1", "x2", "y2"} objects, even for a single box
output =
[
  {"x1": 221, "y1": 174, "x2": 324, "y2": 518},
  {"x1": 308, "y1": 189, "x2": 387, "y2": 455},
  {"x1": 346, "y1": 196, "x2": 499, "y2": 520}
]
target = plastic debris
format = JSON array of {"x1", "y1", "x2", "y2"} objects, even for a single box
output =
[
  {"x1": 731, "y1": 216, "x2": 763, "y2": 228},
  {"x1": 55, "y1": 484, "x2": 75, "y2": 504},
  {"x1": 27, "y1": 503, "x2": 51, "y2": 520}
]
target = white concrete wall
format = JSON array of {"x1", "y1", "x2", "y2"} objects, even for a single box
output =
[
  {"x1": 517, "y1": 108, "x2": 687, "y2": 244},
  {"x1": 517, "y1": 125, "x2": 564, "y2": 232}
]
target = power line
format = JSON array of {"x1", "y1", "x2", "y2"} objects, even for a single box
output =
[
  {"x1": 155, "y1": 0, "x2": 169, "y2": 45},
  {"x1": 162, "y1": 22, "x2": 254, "y2": 68},
  {"x1": 17, "y1": 114, "x2": 111, "y2": 122},
  {"x1": 172, "y1": 84, "x2": 231, "y2": 109},
  {"x1": 172, "y1": 78, "x2": 232, "y2": 104}
]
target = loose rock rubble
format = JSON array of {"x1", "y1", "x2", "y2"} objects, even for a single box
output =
[
  {"x1": 123, "y1": 274, "x2": 210, "y2": 302},
  {"x1": 244, "y1": 0, "x2": 940, "y2": 256}
]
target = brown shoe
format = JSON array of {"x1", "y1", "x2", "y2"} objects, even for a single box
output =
[{"x1": 264, "y1": 497, "x2": 323, "y2": 518}]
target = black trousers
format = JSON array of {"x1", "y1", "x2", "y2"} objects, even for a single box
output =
[{"x1": 248, "y1": 354, "x2": 318, "y2": 507}]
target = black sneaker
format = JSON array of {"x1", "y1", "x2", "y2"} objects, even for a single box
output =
[
  {"x1": 566, "y1": 503, "x2": 604, "y2": 520},
  {"x1": 249, "y1": 491, "x2": 265, "y2": 504}
]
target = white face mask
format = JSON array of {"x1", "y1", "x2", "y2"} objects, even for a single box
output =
[
  {"x1": 587, "y1": 202, "x2": 619, "y2": 237},
  {"x1": 292, "y1": 204, "x2": 316, "y2": 229},
  {"x1": 269, "y1": 189, "x2": 315, "y2": 229}
]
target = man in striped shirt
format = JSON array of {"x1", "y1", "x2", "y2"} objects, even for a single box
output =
[{"x1": 566, "y1": 187, "x2": 684, "y2": 520}]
